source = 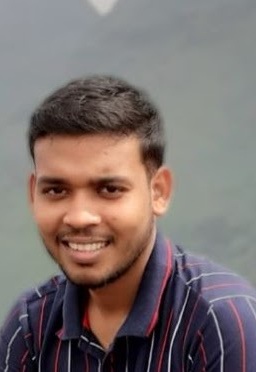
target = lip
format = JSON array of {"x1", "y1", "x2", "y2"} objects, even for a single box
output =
[
  {"x1": 60, "y1": 235, "x2": 110, "y2": 244},
  {"x1": 60, "y1": 239, "x2": 110, "y2": 265}
]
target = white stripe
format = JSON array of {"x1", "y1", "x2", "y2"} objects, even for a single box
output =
[
  {"x1": 125, "y1": 337, "x2": 129, "y2": 372},
  {"x1": 246, "y1": 298, "x2": 256, "y2": 322},
  {"x1": 188, "y1": 354, "x2": 193, "y2": 364},
  {"x1": 80, "y1": 334, "x2": 89, "y2": 342},
  {"x1": 186, "y1": 272, "x2": 238, "y2": 285},
  {"x1": 90, "y1": 341, "x2": 105, "y2": 351},
  {"x1": 167, "y1": 288, "x2": 191, "y2": 370},
  {"x1": 209, "y1": 307, "x2": 224, "y2": 372},
  {"x1": 98, "y1": 358, "x2": 101, "y2": 372},
  {"x1": 174, "y1": 253, "x2": 185, "y2": 257},
  {"x1": 68, "y1": 340, "x2": 71, "y2": 372},
  {"x1": 80, "y1": 335, "x2": 105, "y2": 351},
  {"x1": 35, "y1": 287, "x2": 42, "y2": 298},
  {"x1": 210, "y1": 294, "x2": 256, "y2": 304},
  {"x1": 207, "y1": 304, "x2": 214, "y2": 316},
  {"x1": 174, "y1": 252, "x2": 196, "y2": 259},
  {"x1": 146, "y1": 331, "x2": 155, "y2": 372},
  {"x1": 4, "y1": 326, "x2": 22, "y2": 372},
  {"x1": 19, "y1": 313, "x2": 28, "y2": 321},
  {"x1": 38, "y1": 352, "x2": 42, "y2": 372}
]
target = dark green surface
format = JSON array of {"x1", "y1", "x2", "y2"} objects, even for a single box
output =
[{"x1": 1, "y1": 0, "x2": 256, "y2": 323}]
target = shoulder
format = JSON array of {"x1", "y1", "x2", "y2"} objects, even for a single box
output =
[
  {"x1": 172, "y1": 244, "x2": 256, "y2": 303},
  {"x1": 26, "y1": 274, "x2": 67, "y2": 302},
  {"x1": 0, "y1": 275, "x2": 67, "y2": 368},
  {"x1": 12, "y1": 274, "x2": 67, "y2": 321},
  {"x1": 15, "y1": 274, "x2": 67, "y2": 333},
  {"x1": 1, "y1": 274, "x2": 66, "y2": 323},
  {"x1": 168, "y1": 246, "x2": 256, "y2": 369},
  {"x1": 1, "y1": 274, "x2": 67, "y2": 332},
  {"x1": 169, "y1": 244, "x2": 256, "y2": 335}
]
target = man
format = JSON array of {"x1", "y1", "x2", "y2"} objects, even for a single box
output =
[{"x1": 1, "y1": 75, "x2": 256, "y2": 371}]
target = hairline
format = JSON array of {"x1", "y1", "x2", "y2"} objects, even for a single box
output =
[{"x1": 30, "y1": 132, "x2": 160, "y2": 178}]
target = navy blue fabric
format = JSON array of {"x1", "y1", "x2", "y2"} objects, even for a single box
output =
[{"x1": 1, "y1": 233, "x2": 256, "y2": 371}]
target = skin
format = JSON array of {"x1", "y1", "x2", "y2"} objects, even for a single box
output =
[{"x1": 29, "y1": 133, "x2": 172, "y2": 293}]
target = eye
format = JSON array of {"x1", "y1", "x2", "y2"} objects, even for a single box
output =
[
  {"x1": 103, "y1": 185, "x2": 119, "y2": 193},
  {"x1": 99, "y1": 184, "x2": 125, "y2": 198},
  {"x1": 41, "y1": 186, "x2": 67, "y2": 198}
]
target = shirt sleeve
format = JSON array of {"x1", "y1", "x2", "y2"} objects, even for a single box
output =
[
  {"x1": 190, "y1": 296, "x2": 256, "y2": 371},
  {"x1": 0, "y1": 300, "x2": 36, "y2": 371}
]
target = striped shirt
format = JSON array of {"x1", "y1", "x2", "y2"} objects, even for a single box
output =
[{"x1": 1, "y1": 233, "x2": 256, "y2": 371}]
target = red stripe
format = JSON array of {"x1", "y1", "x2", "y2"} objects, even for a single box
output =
[
  {"x1": 82, "y1": 308, "x2": 90, "y2": 329},
  {"x1": 84, "y1": 354, "x2": 89, "y2": 371},
  {"x1": 182, "y1": 297, "x2": 200, "y2": 372},
  {"x1": 54, "y1": 337, "x2": 62, "y2": 372},
  {"x1": 228, "y1": 300, "x2": 246, "y2": 372},
  {"x1": 156, "y1": 309, "x2": 173, "y2": 372},
  {"x1": 110, "y1": 353, "x2": 114, "y2": 372},
  {"x1": 38, "y1": 296, "x2": 47, "y2": 350},
  {"x1": 198, "y1": 330, "x2": 207, "y2": 371},
  {"x1": 202, "y1": 283, "x2": 251, "y2": 291},
  {"x1": 52, "y1": 276, "x2": 60, "y2": 287},
  {"x1": 21, "y1": 349, "x2": 30, "y2": 364},
  {"x1": 178, "y1": 262, "x2": 207, "y2": 270},
  {"x1": 146, "y1": 240, "x2": 172, "y2": 335}
]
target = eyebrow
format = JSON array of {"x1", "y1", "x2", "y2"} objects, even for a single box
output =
[
  {"x1": 36, "y1": 176, "x2": 67, "y2": 186},
  {"x1": 36, "y1": 175, "x2": 131, "y2": 186},
  {"x1": 92, "y1": 176, "x2": 130, "y2": 184}
]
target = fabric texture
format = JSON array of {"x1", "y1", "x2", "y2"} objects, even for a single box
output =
[{"x1": 1, "y1": 233, "x2": 256, "y2": 371}]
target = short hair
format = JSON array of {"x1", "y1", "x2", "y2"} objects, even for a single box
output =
[{"x1": 28, "y1": 75, "x2": 165, "y2": 172}]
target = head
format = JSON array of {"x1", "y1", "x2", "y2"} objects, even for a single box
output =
[
  {"x1": 28, "y1": 75, "x2": 165, "y2": 176},
  {"x1": 28, "y1": 75, "x2": 172, "y2": 288}
]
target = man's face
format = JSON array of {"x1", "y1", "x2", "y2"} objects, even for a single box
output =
[{"x1": 29, "y1": 134, "x2": 171, "y2": 288}]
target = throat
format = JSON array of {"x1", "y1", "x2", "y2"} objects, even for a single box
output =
[
  {"x1": 85, "y1": 277, "x2": 140, "y2": 349},
  {"x1": 86, "y1": 304, "x2": 128, "y2": 350}
]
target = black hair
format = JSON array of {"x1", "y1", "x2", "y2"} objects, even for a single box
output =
[{"x1": 28, "y1": 75, "x2": 165, "y2": 172}]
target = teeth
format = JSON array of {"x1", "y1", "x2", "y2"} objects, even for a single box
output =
[{"x1": 67, "y1": 242, "x2": 106, "y2": 252}]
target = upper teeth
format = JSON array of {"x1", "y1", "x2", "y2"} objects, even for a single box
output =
[{"x1": 67, "y1": 242, "x2": 106, "y2": 252}]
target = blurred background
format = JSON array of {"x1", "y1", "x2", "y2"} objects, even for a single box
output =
[{"x1": 1, "y1": 0, "x2": 256, "y2": 323}]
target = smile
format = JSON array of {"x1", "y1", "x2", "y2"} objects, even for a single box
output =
[{"x1": 66, "y1": 241, "x2": 108, "y2": 252}]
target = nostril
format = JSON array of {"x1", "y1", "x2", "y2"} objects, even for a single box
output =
[{"x1": 63, "y1": 210, "x2": 101, "y2": 227}]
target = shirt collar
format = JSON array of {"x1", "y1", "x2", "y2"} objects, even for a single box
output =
[
  {"x1": 60, "y1": 281, "x2": 85, "y2": 340},
  {"x1": 117, "y1": 232, "x2": 173, "y2": 338}
]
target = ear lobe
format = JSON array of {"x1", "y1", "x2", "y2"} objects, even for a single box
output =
[
  {"x1": 151, "y1": 167, "x2": 173, "y2": 216},
  {"x1": 28, "y1": 173, "x2": 36, "y2": 206}
]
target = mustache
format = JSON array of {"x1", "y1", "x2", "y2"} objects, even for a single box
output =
[{"x1": 57, "y1": 227, "x2": 112, "y2": 240}]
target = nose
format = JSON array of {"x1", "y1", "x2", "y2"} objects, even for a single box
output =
[{"x1": 63, "y1": 198, "x2": 101, "y2": 228}]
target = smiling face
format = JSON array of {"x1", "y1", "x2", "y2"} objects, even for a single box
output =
[{"x1": 29, "y1": 134, "x2": 171, "y2": 288}]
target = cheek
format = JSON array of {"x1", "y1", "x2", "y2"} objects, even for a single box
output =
[
  {"x1": 106, "y1": 197, "x2": 152, "y2": 229},
  {"x1": 33, "y1": 204, "x2": 60, "y2": 235}
]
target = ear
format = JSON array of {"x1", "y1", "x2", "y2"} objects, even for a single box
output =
[
  {"x1": 151, "y1": 166, "x2": 173, "y2": 216},
  {"x1": 28, "y1": 172, "x2": 36, "y2": 206}
]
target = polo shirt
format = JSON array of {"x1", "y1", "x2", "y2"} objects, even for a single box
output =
[{"x1": 1, "y1": 233, "x2": 256, "y2": 371}]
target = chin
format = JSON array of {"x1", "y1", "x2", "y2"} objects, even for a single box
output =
[
  {"x1": 66, "y1": 276, "x2": 112, "y2": 289},
  {"x1": 62, "y1": 266, "x2": 128, "y2": 289},
  {"x1": 60, "y1": 267, "x2": 109, "y2": 288}
]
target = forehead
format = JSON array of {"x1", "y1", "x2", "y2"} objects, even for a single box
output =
[{"x1": 33, "y1": 134, "x2": 145, "y2": 177}]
